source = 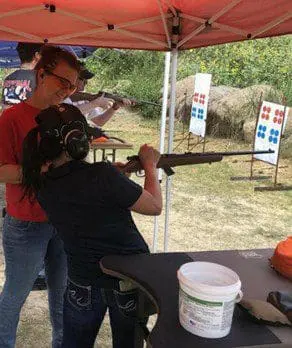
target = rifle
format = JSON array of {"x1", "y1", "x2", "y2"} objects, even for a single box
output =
[
  {"x1": 70, "y1": 91, "x2": 161, "y2": 107},
  {"x1": 121, "y1": 149, "x2": 274, "y2": 176}
]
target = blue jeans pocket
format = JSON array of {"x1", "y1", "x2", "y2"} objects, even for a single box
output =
[
  {"x1": 113, "y1": 289, "x2": 138, "y2": 318},
  {"x1": 3, "y1": 215, "x2": 32, "y2": 245},
  {"x1": 5, "y1": 215, "x2": 31, "y2": 230},
  {"x1": 66, "y1": 278, "x2": 92, "y2": 311}
]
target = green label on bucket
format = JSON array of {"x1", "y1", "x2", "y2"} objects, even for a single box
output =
[
  {"x1": 179, "y1": 288, "x2": 236, "y2": 337},
  {"x1": 181, "y1": 289, "x2": 223, "y2": 306}
]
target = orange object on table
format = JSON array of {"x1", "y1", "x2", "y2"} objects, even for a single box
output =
[
  {"x1": 92, "y1": 136, "x2": 108, "y2": 143},
  {"x1": 270, "y1": 236, "x2": 292, "y2": 280}
]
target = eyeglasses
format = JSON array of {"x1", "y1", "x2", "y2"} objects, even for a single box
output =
[{"x1": 44, "y1": 70, "x2": 77, "y2": 93}]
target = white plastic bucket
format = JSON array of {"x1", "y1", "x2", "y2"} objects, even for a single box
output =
[{"x1": 177, "y1": 261, "x2": 242, "y2": 339}]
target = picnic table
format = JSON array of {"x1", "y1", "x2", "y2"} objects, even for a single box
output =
[
  {"x1": 91, "y1": 138, "x2": 133, "y2": 162},
  {"x1": 100, "y1": 249, "x2": 292, "y2": 348}
]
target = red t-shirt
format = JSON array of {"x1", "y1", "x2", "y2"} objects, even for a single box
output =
[{"x1": 0, "y1": 102, "x2": 47, "y2": 222}]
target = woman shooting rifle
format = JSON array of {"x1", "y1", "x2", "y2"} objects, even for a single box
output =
[{"x1": 21, "y1": 103, "x2": 162, "y2": 348}]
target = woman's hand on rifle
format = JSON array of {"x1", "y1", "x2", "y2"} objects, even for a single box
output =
[
  {"x1": 129, "y1": 144, "x2": 162, "y2": 216},
  {"x1": 138, "y1": 144, "x2": 160, "y2": 171}
]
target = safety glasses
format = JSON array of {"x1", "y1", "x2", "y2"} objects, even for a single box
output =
[{"x1": 44, "y1": 69, "x2": 77, "y2": 93}]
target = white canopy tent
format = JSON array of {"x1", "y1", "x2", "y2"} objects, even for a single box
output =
[{"x1": 0, "y1": 0, "x2": 291, "y2": 250}]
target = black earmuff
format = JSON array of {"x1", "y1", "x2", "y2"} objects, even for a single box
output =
[
  {"x1": 64, "y1": 129, "x2": 89, "y2": 160},
  {"x1": 60, "y1": 120, "x2": 89, "y2": 160}
]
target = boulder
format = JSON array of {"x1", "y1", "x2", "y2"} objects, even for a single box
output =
[
  {"x1": 217, "y1": 84, "x2": 283, "y2": 139},
  {"x1": 174, "y1": 77, "x2": 285, "y2": 138}
]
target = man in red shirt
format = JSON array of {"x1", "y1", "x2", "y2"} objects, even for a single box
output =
[{"x1": 0, "y1": 45, "x2": 80, "y2": 348}]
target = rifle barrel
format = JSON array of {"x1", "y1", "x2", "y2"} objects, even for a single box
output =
[
  {"x1": 123, "y1": 149, "x2": 274, "y2": 174},
  {"x1": 135, "y1": 99, "x2": 162, "y2": 107},
  {"x1": 99, "y1": 91, "x2": 161, "y2": 107},
  {"x1": 198, "y1": 149, "x2": 274, "y2": 156}
]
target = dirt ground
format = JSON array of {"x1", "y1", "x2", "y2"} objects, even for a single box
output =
[{"x1": 0, "y1": 109, "x2": 291, "y2": 347}]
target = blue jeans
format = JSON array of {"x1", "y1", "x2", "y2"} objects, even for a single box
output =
[
  {"x1": 62, "y1": 278, "x2": 143, "y2": 348},
  {"x1": 0, "y1": 214, "x2": 67, "y2": 348}
]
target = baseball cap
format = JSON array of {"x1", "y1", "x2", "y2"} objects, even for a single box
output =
[
  {"x1": 79, "y1": 61, "x2": 95, "y2": 80},
  {"x1": 36, "y1": 103, "x2": 107, "y2": 139}
]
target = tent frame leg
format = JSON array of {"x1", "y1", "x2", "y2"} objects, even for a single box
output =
[
  {"x1": 152, "y1": 52, "x2": 171, "y2": 253},
  {"x1": 164, "y1": 49, "x2": 178, "y2": 252}
]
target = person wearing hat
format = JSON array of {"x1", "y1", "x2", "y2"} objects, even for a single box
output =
[{"x1": 64, "y1": 62, "x2": 132, "y2": 127}]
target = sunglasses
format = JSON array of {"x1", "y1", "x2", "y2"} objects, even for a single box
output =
[{"x1": 44, "y1": 70, "x2": 77, "y2": 93}]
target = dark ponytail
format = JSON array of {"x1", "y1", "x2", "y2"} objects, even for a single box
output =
[{"x1": 21, "y1": 126, "x2": 46, "y2": 200}]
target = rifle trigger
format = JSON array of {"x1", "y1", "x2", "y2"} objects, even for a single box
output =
[{"x1": 162, "y1": 165, "x2": 175, "y2": 176}]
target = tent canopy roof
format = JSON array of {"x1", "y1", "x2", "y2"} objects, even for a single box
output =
[{"x1": 0, "y1": 1, "x2": 291, "y2": 51}]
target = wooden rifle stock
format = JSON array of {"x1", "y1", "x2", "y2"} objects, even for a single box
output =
[
  {"x1": 121, "y1": 149, "x2": 274, "y2": 176},
  {"x1": 123, "y1": 153, "x2": 222, "y2": 176}
]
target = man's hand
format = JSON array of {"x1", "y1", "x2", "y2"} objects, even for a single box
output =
[
  {"x1": 96, "y1": 93, "x2": 115, "y2": 109},
  {"x1": 111, "y1": 98, "x2": 134, "y2": 111},
  {"x1": 122, "y1": 98, "x2": 135, "y2": 106}
]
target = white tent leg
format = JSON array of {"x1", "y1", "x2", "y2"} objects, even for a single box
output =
[
  {"x1": 152, "y1": 51, "x2": 171, "y2": 253},
  {"x1": 164, "y1": 49, "x2": 178, "y2": 252}
]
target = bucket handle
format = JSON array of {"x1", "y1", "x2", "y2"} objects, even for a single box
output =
[{"x1": 235, "y1": 290, "x2": 243, "y2": 303}]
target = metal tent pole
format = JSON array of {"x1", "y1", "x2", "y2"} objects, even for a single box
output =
[
  {"x1": 164, "y1": 48, "x2": 178, "y2": 252},
  {"x1": 152, "y1": 51, "x2": 171, "y2": 252}
]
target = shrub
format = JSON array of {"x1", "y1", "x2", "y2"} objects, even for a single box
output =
[{"x1": 84, "y1": 36, "x2": 291, "y2": 119}]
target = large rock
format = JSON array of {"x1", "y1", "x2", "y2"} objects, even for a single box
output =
[
  {"x1": 175, "y1": 77, "x2": 286, "y2": 138},
  {"x1": 221, "y1": 84, "x2": 283, "y2": 139}
]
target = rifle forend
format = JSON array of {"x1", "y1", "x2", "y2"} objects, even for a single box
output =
[{"x1": 121, "y1": 149, "x2": 274, "y2": 176}]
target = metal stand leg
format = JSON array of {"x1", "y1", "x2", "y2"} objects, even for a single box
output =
[
  {"x1": 134, "y1": 291, "x2": 149, "y2": 348},
  {"x1": 112, "y1": 149, "x2": 116, "y2": 162},
  {"x1": 102, "y1": 149, "x2": 106, "y2": 161}
]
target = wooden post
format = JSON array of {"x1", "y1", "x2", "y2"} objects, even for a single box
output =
[
  {"x1": 250, "y1": 92, "x2": 263, "y2": 179},
  {"x1": 202, "y1": 135, "x2": 207, "y2": 152},
  {"x1": 273, "y1": 104, "x2": 287, "y2": 187}
]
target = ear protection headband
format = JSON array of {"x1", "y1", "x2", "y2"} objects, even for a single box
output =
[{"x1": 36, "y1": 104, "x2": 91, "y2": 160}]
